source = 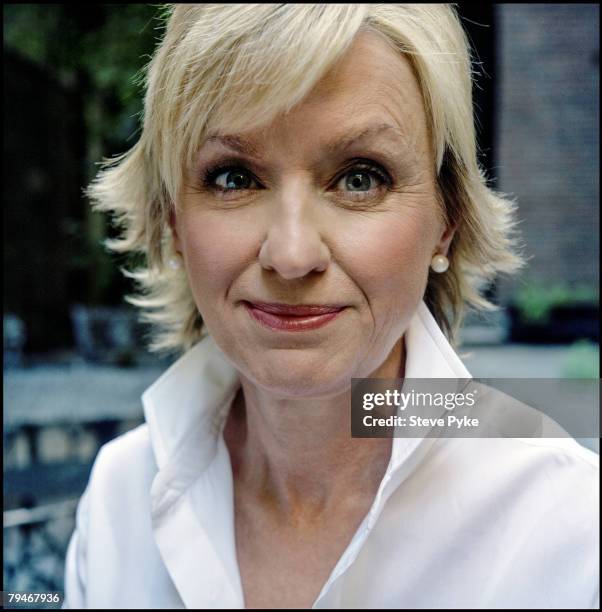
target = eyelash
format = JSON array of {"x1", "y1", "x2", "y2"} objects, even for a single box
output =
[
  {"x1": 199, "y1": 159, "x2": 393, "y2": 200},
  {"x1": 201, "y1": 162, "x2": 260, "y2": 192}
]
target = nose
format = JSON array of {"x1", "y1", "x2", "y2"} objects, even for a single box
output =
[{"x1": 258, "y1": 181, "x2": 330, "y2": 279}]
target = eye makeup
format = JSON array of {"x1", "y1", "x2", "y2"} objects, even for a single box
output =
[
  {"x1": 199, "y1": 155, "x2": 261, "y2": 182},
  {"x1": 199, "y1": 153, "x2": 394, "y2": 185},
  {"x1": 201, "y1": 163, "x2": 262, "y2": 192},
  {"x1": 330, "y1": 158, "x2": 393, "y2": 189},
  {"x1": 192, "y1": 133, "x2": 420, "y2": 210}
]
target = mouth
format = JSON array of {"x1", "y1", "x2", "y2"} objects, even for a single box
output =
[{"x1": 242, "y1": 301, "x2": 347, "y2": 332}]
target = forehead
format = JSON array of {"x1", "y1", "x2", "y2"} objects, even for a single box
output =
[
  {"x1": 304, "y1": 30, "x2": 424, "y2": 118},
  {"x1": 204, "y1": 30, "x2": 429, "y2": 155}
]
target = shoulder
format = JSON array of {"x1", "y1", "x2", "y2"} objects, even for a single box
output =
[
  {"x1": 73, "y1": 423, "x2": 159, "y2": 561},
  {"x1": 444, "y1": 437, "x2": 599, "y2": 555},
  {"x1": 498, "y1": 438, "x2": 599, "y2": 603},
  {"x1": 440, "y1": 436, "x2": 598, "y2": 500},
  {"x1": 421, "y1": 437, "x2": 599, "y2": 604},
  {"x1": 65, "y1": 425, "x2": 175, "y2": 607},
  {"x1": 85, "y1": 423, "x2": 158, "y2": 510},
  {"x1": 508, "y1": 436, "x2": 598, "y2": 472},
  {"x1": 501, "y1": 437, "x2": 599, "y2": 525},
  {"x1": 425, "y1": 436, "x2": 599, "y2": 533},
  {"x1": 434, "y1": 434, "x2": 598, "y2": 478},
  {"x1": 93, "y1": 422, "x2": 156, "y2": 475},
  {"x1": 498, "y1": 436, "x2": 599, "y2": 500}
]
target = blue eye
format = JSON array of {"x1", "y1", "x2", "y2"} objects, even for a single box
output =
[
  {"x1": 336, "y1": 163, "x2": 390, "y2": 194},
  {"x1": 343, "y1": 171, "x2": 377, "y2": 192},
  {"x1": 213, "y1": 169, "x2": 256, "y2": 190}
]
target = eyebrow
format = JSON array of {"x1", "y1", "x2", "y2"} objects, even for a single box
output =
[
  {"x1": 205, "y1": 123, "x2": 405, "y2": 157},
  {"x1": 323, "y1": 123, "x2": 406, "y2": 154},
  {"x1": 206, "y1": 133, "x2": 260, "y2": 156}
]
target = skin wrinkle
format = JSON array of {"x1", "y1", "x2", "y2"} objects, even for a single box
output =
[
  {"x1": 171, "y1": 33, "x2": 455, "y2": 599},
  {"x1": 203, "y1": 121, "x2": 423, "y2": 180},
  {"x1": 170, "y1": 30, "x2": 459, "y2": 608},
  {"x1": 192, "y1": 136, "x2": 424, "y2": 199}
]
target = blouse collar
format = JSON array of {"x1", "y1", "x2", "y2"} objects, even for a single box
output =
[
  {"x1": 142, "y1": 299, "x2": 471, "y2": 477},
  {"x1": 141, "y1": 300, "x2": 472, "y2": 608}
]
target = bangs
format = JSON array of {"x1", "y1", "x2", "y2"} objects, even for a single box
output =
[{"x1": 145, "y1": 4, "x2": 368, "y2": 202}]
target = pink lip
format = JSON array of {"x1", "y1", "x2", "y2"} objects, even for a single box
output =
[{"x1": 243, "y1": 301, "x2": 346, "y2": 332}]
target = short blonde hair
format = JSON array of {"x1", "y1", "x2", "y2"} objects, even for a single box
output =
[{"x1": 88, "y1": 3, "x2": 525, "y2": 355}]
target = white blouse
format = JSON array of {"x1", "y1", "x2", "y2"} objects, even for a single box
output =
[{"x1": 63, "y1": 301, "x2": 599, "y2": 608}]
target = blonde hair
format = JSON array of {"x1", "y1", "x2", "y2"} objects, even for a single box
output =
[{"x1": 88, "y1": 3, "x2": 525, "y2": 355}]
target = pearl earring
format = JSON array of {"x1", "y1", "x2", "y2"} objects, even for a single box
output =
[
  {"x1": 430, "y1": 254, "x2": 449, "y2": 273},
  {"x1": 168, "y1": 254, "x2": 182, "y2": 270}
]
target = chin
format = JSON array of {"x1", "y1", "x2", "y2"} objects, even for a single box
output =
[{"x1": 244, "y1": 353, "x2": 354, "y2": 399}]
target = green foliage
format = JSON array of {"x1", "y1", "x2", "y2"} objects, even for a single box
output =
[
  {"x1": 513, "y1": 282, "x2": 599, "y2": 324},
  {"x1": 561, "y1": 340, "x2": 600, "y2": 378},
  {"x1": 4, "y1": 4, "x2": 168, "y2": 307},
  {"x1": 4, "y1": 4, "x2": 167, "y2": 153}
]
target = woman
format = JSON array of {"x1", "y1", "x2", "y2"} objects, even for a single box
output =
[{"x1": 64, "y1": 4, "x2": 598, "y2": 609}]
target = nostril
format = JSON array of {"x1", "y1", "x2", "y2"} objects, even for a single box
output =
[{"x1": 258, "y1": 229, "x2": 331, "y2": 278}]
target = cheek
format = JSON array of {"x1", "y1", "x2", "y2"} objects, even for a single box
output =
[
  {"x1": 177, "y1": 197, "x2": 439, "y2": 323},
  {"x1": 338, "y1": 206, "x2": 439, "y2": 303},
  {"x1": 177, "y1": 211, "x2": 258, "y2": 301}
]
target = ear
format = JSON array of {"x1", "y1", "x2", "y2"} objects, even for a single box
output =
[{"x1": 436, "y1": 224, "x2": 456, "y2": 257}]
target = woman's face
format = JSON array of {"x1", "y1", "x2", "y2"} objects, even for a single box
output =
[{"x1": 174, "y1": 30, "x2": 453, "y2": 397}]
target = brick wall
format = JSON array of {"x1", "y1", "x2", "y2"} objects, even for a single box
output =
[{"x1": 494, "y1": 4, "x2": 599, "y2": 304}]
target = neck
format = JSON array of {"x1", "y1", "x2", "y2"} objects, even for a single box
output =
[{"x1": 224, "y1": 336, "x2": 405, "y2": 519}]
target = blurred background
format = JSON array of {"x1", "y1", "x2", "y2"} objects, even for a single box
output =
[{"x1": 3, "y1": 3, "x2": 599, "y2": 598}]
